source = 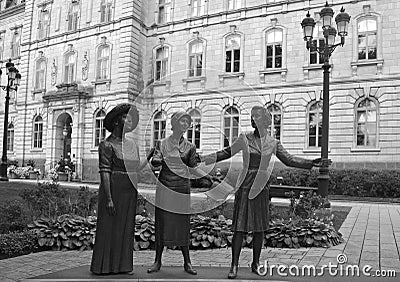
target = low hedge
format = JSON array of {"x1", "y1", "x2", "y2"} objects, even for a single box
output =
[
  {"x1": 0, "y1": 230, "x2": 41, "y2": 259},
  {"x1": 27, "y1": 213, "x2": 343, "y2": 252}
]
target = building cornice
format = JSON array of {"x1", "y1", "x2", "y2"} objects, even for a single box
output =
[{"x1": 0, "y1": 4, "x2": 25, "y2": 20}]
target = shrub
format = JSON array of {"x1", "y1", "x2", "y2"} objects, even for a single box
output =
[
  {"x1": 0, "y1": 230, "x2": 40, "y2": 258},
  {"x1": 69, "y1": 186, "x2": 98, "y2": 217},
  {"x1": 28, "y1": 214, "x2": 96, "y2": 251},
  {"x1": 19, "y1": 181, "x2": 71, "y2": 220},
  {"x1": 26, "y1": 159, "x2": 36, "y2": 167},
  {"x1": 0, "y1": 200, "x2": 29, "y2": 234},
  {"x1": 265, "y1": 218, "x2": 343, "y2": 248}
]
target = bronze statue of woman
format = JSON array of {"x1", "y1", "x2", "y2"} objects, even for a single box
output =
[
  {"x1": 147, "y1": 111, "x2": 214, "y2": 275},
  {"x1": 90, "y1": 103, "x2": 152, "y2": 275},
  {"x1": 201, "y1": 106, "x2": 326, "y2": 279}
]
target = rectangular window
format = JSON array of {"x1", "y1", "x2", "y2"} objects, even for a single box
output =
[
  {"x1": 100, "y1": 0, "x2": 112, "y2": 23},
  {"x1": 97, "y1": 46, "x2": 110, "y2": 80},
  {"x1": 158, "y1": 0, "x2": 171, "y2": 24},
  {"x1": 0, "y1": 33, "x2": 4, "y2": 61},
  {"x1": 228, "y1": 0, "x2": 241, "y2": 10},
  {"x1": 35, "y1": 61, "x2": 46, "y2": 90},
  {"x1": 38, "y1": 9, "x2": 50, "y2": 39},
  {"x1": 357, "y1": 18, "x2": 377, "y2": 60},
  {"x1": 191, "y1": 0, "x2": 206, "y2": 17},
  {"x1": 11, "y1": 30, "x2": 21, "y2": 58},
  {"x1": 310, "y1": 39, "x2": 324, "y2": 64},
  {"x1": 153, "y1": 120, "x2": 166, "y2": 146},
  {"x1": 7, "y1": 127, "x2": 14, "y2": 151},
  {"x1": 64, "y1": 54, "x2": 75, "y2": 84},
  {"x1": 68, "y1": 3, "x2": 79, "y2": 31},
  {"x1": 225, "y1": 50, "x2": 240, "y2": 72},
  {"x1": 155, "y1": 47, "x2": 168, "y2": 81},
  {"x1": 33, "y1": 124, "x2": 43, "y2": 148}
]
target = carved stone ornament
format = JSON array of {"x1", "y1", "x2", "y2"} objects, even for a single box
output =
[
  {"x1": 82, "y1": 51, "x2": 89, "y2": 81},
  {"x1": 51, "y1": 59, "x2": 57, "y2": 86}
]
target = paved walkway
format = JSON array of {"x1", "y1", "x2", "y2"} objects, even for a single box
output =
[{"x1": 0, "y1": 201, "x2": 399, "y2": 281}]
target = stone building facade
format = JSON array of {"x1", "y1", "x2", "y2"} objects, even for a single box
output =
[{"x1": 0, "y1": 0, "x2": 399, "y2": 181}]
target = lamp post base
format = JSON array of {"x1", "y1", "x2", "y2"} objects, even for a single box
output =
[{"x1": 0, "y1": 163, "x2": 9, "y2": 181}]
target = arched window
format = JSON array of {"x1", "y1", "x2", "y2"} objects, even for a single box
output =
[
  {"x1": 64, "y1": 52, "x2": 75, "y2": 84},
  {"x1": 94, "y1": 110, "x2": 106, "y2": 147},
  {"x1": 33, "y1": 116, "x2": 43, "y2": 148},
  {"x1": 154, "y1": 45, "x2": 169, "y2": 82},
  {"x1": 356, "y1": 98, "x2": 378, "y2": 147},
  {"x1": 267, "y1": 104, "x2": 282, "y2": 140},
  {"x1": 187, "y1": 109, "x2": 201, "y2": 149},
  {"x1": 357, "y1": 17, "x2": 377, "y2": 60},
  {"x1": 307, "y1": 101, "x2": 322, "y2": 148},
  {"x1": 223, "y1": 106, "x2": 239, "y2": 147},
  {"x1": 35, "y1": 59, "x2": 46, "y2": 90},
  {"x1": 7, "y1": 123, "x2": 14, "y2": 152},
  {"x1": 266, "y1": 29, "x2": 282, "y2": 69},
  {"x1": 310, "y1": 24, "x2": 324, "y2": 65},
  {"x1": 97, "y1": 45, "x2": 110, "y2": 80},
  {"x1": 153, "y1": 111, "x2": 166, "y2": 146},
  {"x1": 188, "y1": 40, "x2": 203, "y2": 77},
  {"x1": 225, "y1": 34, "x2": 241, "y2": 73}
]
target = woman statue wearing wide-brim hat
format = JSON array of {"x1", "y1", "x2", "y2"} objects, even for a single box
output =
[
  {"x1": 201, "y1": 106, "x2": 327, "y2": 279},
  {"x1": 147, "y1": 111, "x2": 214, "y2": 275},
  {"x1": 90, "y1": 103, "x2": 153, "y2": 275}
]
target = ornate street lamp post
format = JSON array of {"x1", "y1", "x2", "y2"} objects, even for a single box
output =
[
  {"x1": 0, "y1": 59, "x2": 21, "y2": 181},
  {"x1": 301, "y1": 2, "x2": 350, "y2": 196}
]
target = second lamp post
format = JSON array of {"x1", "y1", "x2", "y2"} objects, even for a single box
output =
[{"x1": 301, "y1": 2, "x2": 350, "y2": 196}]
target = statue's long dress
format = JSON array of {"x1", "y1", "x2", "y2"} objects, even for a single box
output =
[
  {"x1": 152, "y1": 137, "x2": 197, "y2": 247},
  {"x1": 90, "y1": 135, "x2": 139, "y2": 274},
  {"x1": 210, "y1": 132, "x2": 313, "y2": 232}
]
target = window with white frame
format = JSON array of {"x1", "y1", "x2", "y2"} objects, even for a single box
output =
[
  {"x1": 33, "y1": 116, "x2": 43, "y2": 149},
  {"x1": 67, "y1": 2, "x2": 79, "y2": 31},
  {"x1": 191, "y1": 0, "x2": 206, "y2": 17},
  {"x1": 64, "y1": 52, "x2": 75, "y2": 84},
  {"x1": 189, "y1": 40, "x2": 203, "y2": 77},
  {"x1": 223, "y1": 106, "x2": 239, "y2": 147},
  {"x1": 307, "y1": 101, "x2": 322, "y2": 148},
  {"x1": 310, "y1": 25, "x2": 324, "y2": 65},
  {"x1": 7, "y1": 123, "x2": 14, "y2": 151},
  {"x1": 225, "y1": 34, "x2": 241, "y2": 73},
  {"x1": 155, "y1": 46, "x2": 169, "y2": 82},
  {"x1": 266, "y1": 29, "x2": 282, "y2": 69},
  {"x1": 35, "y1": 59, "x2": 46, "y2": 90},
  {"x1": 94, "y1": 110, "x2": 106, "y2": 147},
  {"x1": 158, "y1": 0, "x2": 171, "y2": 24},
  {"x1": 356, "y1": 98, "x2": 378, "y2": 147},
  {"x1": 187, "y1": 109, "x2": 201, "y2": 149},
  {"x1": 100, "y1": 0, "x2": 113, "y2": 23},
  {"x1": 0, "y1": 32, "x2": 5, "y2": 61},
  {"x1": 97, "y1": 45, "x2": 110, "y2": 80},
  {"x1": 38, "y1": 8, "x2": 50, "y2": 39},
  {"x1": 227, "y1": 0, "x2": 241, "y2": 10},
  {"x1": 11, "y1": 30, "x2": 21, "y2": 58},
  {"x1": 153, "y1": 111, "x2": 166, "y2": 146},
  {"x1": 357, "y1": 17, "x2": 377, "y2": 60},
  {"x1": 267, "y1": 103, "x2": 282, "y2": 140}
]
